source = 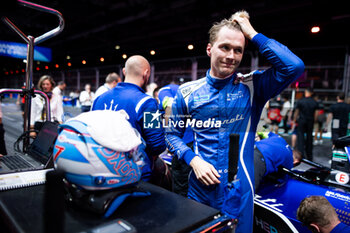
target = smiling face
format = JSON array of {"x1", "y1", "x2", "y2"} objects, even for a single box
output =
[
  {"x1": 207, "y1": 26, "x2": 245, "y2": 78},
  {"x1": 41, "y1": 79, "x2": 53, "y2": 92}
]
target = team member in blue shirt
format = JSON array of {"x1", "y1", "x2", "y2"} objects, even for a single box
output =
[
  {"x1": 158, "y1": 84, "x2": 179, "y2": 113},
  {"x1": 254, "y1": 132, "x2": 302, "y2": 190},
  {"x1": 165, "y1": 11, "x2": 304, "y2": 232},
  {"x1": 158, "y1": 83, "x2": 194, "y2": 145},
  {"x1": 158, "y1": 83, "x2": 193, "y2": 196},
  {"x1": 92, "y1": 55, "x2": 166, "y2": 180}
]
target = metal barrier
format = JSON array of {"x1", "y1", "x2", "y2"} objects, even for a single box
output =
[{"x1": 1, "y1": 0, "x2": 64, "y2": 148}]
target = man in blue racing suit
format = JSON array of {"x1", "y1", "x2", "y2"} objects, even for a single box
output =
[{"x1": 165, "y1": 11, "x2": 304, "y2": 233}]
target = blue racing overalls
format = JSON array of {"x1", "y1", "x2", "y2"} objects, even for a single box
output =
[{"x1": 165, "y1": 33, "x2": 304, "y2": 233}]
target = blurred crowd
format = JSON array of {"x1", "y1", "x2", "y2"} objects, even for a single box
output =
[
  {"x1": 3, "y1": 69, "x2": 350, "y2": 165},
  {"x1": 258, "y1": 88, "x2": 350, "y2": 161}
]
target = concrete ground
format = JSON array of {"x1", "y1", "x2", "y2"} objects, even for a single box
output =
[{"x1": 282, "y1": 132, "x2": 333, "y2": 171}]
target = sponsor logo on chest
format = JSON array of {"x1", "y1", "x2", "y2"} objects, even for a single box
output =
[{"x1": 227, "y1": 91, "x2": 243, "y2": 101}]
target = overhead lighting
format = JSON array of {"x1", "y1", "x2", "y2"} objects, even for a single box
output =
[
  {"x1": 188, "y1": 44, "x2": 194, "y2": 50},
  {"x1": 122, "y1": 54, "x2": 127, "y2": 59},
  {"x1": 311, "y1": 26, "x2": 320, "y2": 33},
  {"x1": 66, "y1": 55, "x2": 71, "y2": 60},
  {"x1": 100, "y1": 57, "x2": 105, "y2": 62},
  {"x1": 115, "y1": 45, "x2": 120, "y2": 50},
  {"x1": 82, "y1": 60, "x2": 86, "y2": 65},
  {"x1": 150, "y1": 50, "x2": 156, "y2": 55}
]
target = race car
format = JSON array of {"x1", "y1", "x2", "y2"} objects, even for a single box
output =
[{"x1": 254, "y1": 136, "x2": 350, "y2": 233}]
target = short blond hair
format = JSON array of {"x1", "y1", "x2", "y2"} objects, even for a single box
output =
[
  {"x1": 229, "y1": 10, "x2": 250, "y2": 21},
  {"x1": 208, "y1": 10, "x2": 249, "y2": 44}
]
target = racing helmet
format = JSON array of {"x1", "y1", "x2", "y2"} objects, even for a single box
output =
[{"x1": 53, "y1": 110, "x2": 142, "y2": 190}]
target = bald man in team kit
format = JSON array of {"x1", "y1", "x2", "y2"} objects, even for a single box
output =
[{"x1": 92, "y1": 55, "x2": 166, "y2": 180}]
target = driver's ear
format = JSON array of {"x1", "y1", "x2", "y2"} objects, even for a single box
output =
[
  {"x1": 309, "y1": 223, "x2": 320, "y2": 233},
  {"x1": 206, "y1": 43, "x2": 212, "y2": 57}
]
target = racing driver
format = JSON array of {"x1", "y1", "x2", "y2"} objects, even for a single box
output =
[{"x1": 165, "y1": 10, "x2": 304, "y2": 233}]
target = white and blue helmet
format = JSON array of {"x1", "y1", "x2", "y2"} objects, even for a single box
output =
[{"x1": 53, "y1": 110, "x2": 143, "y2": 190}]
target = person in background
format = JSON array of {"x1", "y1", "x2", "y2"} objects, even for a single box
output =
[
  {"x1": 256, "y1": 102, "x2": 270, "y2": 133},
  {"x1": 267, "y1": 96, "x2": 283, "y2": 134},
  {"x1": 0, "y1": 101, "x2": 7, "y2": 156},
  {"x1": 165, "y1": 10, "x2": 304, "y2": 232},
  {"x1": 53, "y1": 81, "x2": 66, "y2": 97},
  {"x1": 293, "y1": 88, "x2": 318, "y2": 161},
  {"x1": 92, "y1": 55, "x2": 166, "y2": 181},
  {"x1": 52, "y1": 80, "x2": 66, "y2": 115},
  {"x1": 153, "y1": 86, "x2": 161, "y2": 103},
  {"x1": 158, "y1": 82, "x2": 193, "y2": 197},
  {"x1": 69, "y1": 89, "x2": 80, "y2": 107},
  {"x1": 16, "y1": 84, "x2": 26, "y2": 121},
  {"x1": 254, "y1": 132, "x2": 302, "y2": 191},
  {"x1": 297, "y1": 195, "x2": 350, "y2": 233},
  {"x1": 94, "y1": 72, "x2": 121, "y2": 99},
  {"x1": 326, "y1": 92, "x2": 350, "y2": 145},
  {"x1": 281, "y1": 95, "x2": 291, "y2": 134},
  {"x1": 146, "y1": 82, "x2": 158, "y2": 97},
  {"x1": 314, "y1": 94, "x2": 326, "y2": 145},
  {"x1": 30, "y1": 75, "x2": 63, "y2": 137},
  {"x1": 79, "y1": 83, "x2": 95, "y2": 112}
]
